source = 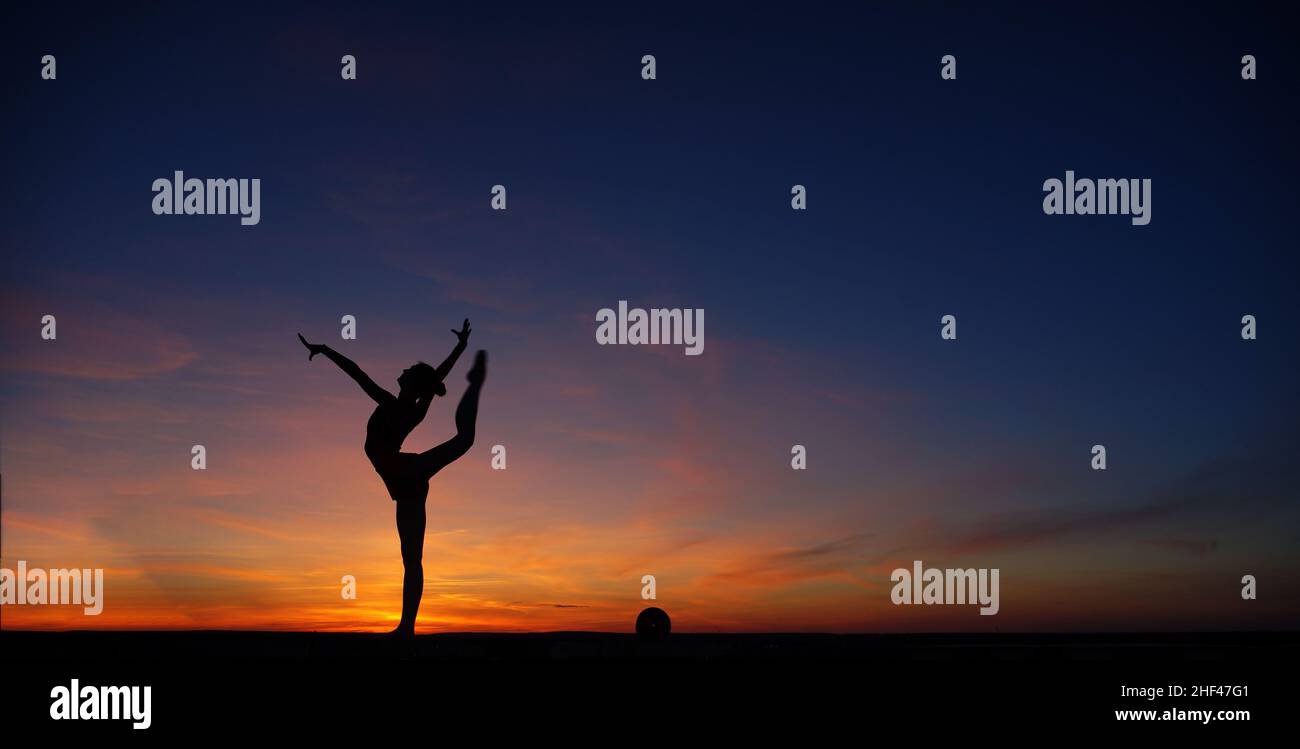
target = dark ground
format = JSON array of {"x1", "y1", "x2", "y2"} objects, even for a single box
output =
[
  {"x1": 2, "y1": 630, "x2": 1293, "y2": 735},
  {"x1": 2, "y1": 629, "x2": 1296, "y2": 661}
]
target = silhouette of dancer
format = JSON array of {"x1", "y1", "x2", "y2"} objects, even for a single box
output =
[{"x1": 298, "y1": 320, "x2": 486, "y2": 639}]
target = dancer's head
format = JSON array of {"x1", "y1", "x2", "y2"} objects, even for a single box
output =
[{"x1": 398, "y1": 361, "x2": 445, "y2": 400}]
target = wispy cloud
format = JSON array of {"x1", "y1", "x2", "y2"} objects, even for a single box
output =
[{"x1": 1, "y1": 289, "x2": 197, "y2": 381}]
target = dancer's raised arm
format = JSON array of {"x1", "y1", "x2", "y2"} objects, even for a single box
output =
[
  {"x1": 433, "y1": 319, "x2": 472, "y2": 381},
  {"x1": 298, "y1": 333, "x2": 394, "y2": 404}
]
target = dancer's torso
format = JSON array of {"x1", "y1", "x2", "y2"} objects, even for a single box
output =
[
  {"x1": 364, "y1": 402, "x2": 425, "y2": 498},
  {"x1": 364, "y1": 401, "x2": 418, "y2": 452}
]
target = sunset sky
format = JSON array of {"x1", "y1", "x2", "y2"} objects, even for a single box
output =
[{"x1": 2, "y1": 3, "x2": 1298, "y2": 633}]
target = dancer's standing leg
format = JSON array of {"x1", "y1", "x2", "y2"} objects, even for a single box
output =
[{"x1": 394, "y1": 497, "x2": 426, "y2": 636}]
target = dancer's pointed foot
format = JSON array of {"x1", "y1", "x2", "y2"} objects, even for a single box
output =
[{"x1": 467, "y1": 350, "x2": 487, "y2": 385}]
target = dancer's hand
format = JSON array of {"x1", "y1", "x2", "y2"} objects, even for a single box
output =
[
  {"x1": 298, "y1": 333, "x2": 325, "y2": 360},
  {"x1": 452, "y1": 318, "x2": 471, "y2": 345}
]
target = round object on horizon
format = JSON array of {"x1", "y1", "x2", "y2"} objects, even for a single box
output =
[{"x1": 636, "y1": 607, "x2": 671, "y2": 640}]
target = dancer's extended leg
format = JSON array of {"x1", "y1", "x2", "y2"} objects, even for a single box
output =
[{"x1": 414, "y1": 351, "x2": 485, "y2": 481}]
